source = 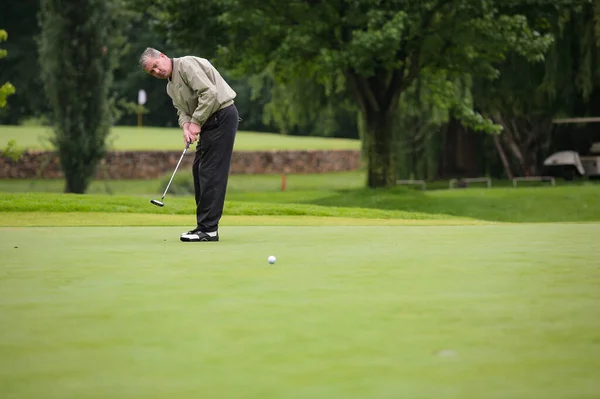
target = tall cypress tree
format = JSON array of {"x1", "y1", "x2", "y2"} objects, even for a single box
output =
[{"x1": 38, "y1": 0, "x2": 116, "y2": 193}]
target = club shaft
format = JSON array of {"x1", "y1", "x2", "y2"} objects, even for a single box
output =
[{"x1": 161, "y1": 146, "x2": 188, "y2": 198}]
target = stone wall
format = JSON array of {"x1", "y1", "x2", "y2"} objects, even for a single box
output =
[{"x1": 0, "y1": 149, "x2": 362, "y2": 179}]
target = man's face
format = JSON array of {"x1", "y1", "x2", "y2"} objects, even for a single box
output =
[{"x1": 143, "y1": 53, "x2": 172, "y2": 79}]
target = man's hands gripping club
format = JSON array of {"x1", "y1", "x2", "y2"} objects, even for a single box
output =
[{"x1": 183, "y1": 122, "x2": 201, "y2": 146}]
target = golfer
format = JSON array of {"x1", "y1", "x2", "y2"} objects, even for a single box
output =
[{"x1": 139, "y1": 48, "x2": 239, "y2": 242}]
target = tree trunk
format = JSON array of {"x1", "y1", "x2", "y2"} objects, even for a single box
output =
[
  {"x1": 62, "y1": 154, "x2": 96, "y2": 193},
  {"x1": 524, "y1": 117, "x2": 554, "y2": 176},
  {"x1": 502, "y1": 132, "x2": 528, "y2": 176},
  {"x1": 493, "y1": 134, "x2": 513, "y2": 179},
  {"x1": 493, "y1": 114, "x2": 553, "y2": 177},
  {"x1": 346, "y1": 69, "x2": 407, "y2": 188},
  {"x1": 65, "y1": 179, "x2": 87, "y2": 194},
  {"x1": 493, "y1": 114, "x2": 527, "y2": 176},
  {"x1": 361, "y1": 108, "x2": 397, "y2": 188}
]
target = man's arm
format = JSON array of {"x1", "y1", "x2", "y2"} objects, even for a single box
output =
[
  {"x1": 170, "y1": 98, "x2": 196, "y2": 144},
  {"x1": 181, "y1": 61, "x2": 218, "y2": 128},
  {"x1": 176, "y1": 107, "x2": 192, "y2": 128},
  {"x1": 167, "y1": 83, "x2": 193, "y2": 129}
]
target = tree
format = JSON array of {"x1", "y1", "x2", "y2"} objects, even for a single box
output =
[
  {"x1": 143, "y1": 0, "x2": 552, "y2": 187},
  {"x1": 394, "y1": 70, "x2": 471, "y2": 180},
  {"x1": 475, "y1": 0, "x2": 600, "y2": 178},
  {"x1": 255, "y1": 68, "x2": 360, "y2": 138},
  {"x1": 38, "y1": 0, "x2": 120, "y2": 193},
  {"x1": 0, "y1": 29, "x2": 15, "y2": 108}
]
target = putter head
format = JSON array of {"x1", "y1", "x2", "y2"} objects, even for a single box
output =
[{"x1": 150, "y1": 199, "x2": 164, "y2": 207}]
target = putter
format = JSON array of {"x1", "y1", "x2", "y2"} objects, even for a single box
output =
[{"x1": 151, "y1": 141, "x2": 191, "y2": 207}]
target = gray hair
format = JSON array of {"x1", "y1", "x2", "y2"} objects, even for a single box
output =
[{"x1": 138, "y1": 47, "x2": 162, "y2": 70}]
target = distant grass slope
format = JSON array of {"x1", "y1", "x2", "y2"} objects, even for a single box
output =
[
  {"x1": 1, "y1": 185, "x2": 599, "y2": 224},
  {"x1": 228, "y1": 185, "x2": 600, "y2": 223},
  {"x1": 0, "y1": 125, "x2": 360, "y2": 151},
  {"x1": 0, "y1": 192, "x2": 467, "y2": 222}
]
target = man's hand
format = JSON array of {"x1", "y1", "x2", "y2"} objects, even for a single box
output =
[
  {"x1": 188, "y1": 122, "x2": 201, "y2": 136},
  {"x1": 182, "y1": 122, "x2": 200, "y2": 145}
]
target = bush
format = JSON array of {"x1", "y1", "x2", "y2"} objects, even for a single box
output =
[{"x1": 1, "y1": 139, "x2": 24, "y2": 162}]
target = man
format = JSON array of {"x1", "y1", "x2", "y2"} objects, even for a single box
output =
[{"x1": 139, "y1": 47, "x2": 239, "y2": 242}]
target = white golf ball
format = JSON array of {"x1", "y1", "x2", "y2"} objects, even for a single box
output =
[{"x1": 268, "y1": 255, "x2": 276, "y2": 264}]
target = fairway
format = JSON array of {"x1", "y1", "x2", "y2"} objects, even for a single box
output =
[
  {"x1": 1, "y1": 224, "x2": 599, "y2": 399},
  {"x1": 0, "y1": 126, "x2": 360, "y2": 151}
]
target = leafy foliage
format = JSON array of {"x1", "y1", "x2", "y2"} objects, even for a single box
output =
[
  {"x1": 1, "y1": 139, "x2": 23, "y2": 161},
  {"x1": 3, "y1": 1, "x2": 597, "y2": 183},
  {"x1": 474, "y1": 0, "x2": 600, "y2": 177},
  {"x1": 38, "y1": 0, "x2": 121, "y2": 193},
  {"x1": 142, "y1": 0, "x2": 552, "y2": 187},
  {"x1": 0, "y1": 29, "x2": 15, "y2": 109}
]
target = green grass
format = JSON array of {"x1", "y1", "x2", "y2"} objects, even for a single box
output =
[
  {"x1": 0, "y1": 178, "x2": 164, "y2": 195},
  {"x1": 1, "y1": 183, "x2": 599, "y2": 224},
  {"x1": 0, "y1": 171, "x2": 366, "y2": 195},
  {"x1": 3, "y1": 123, "x2": 599, "y2": 399},
  {"x1": 0, "y1": 170, "x2": 596, "y2": 197},
  {"x1": 1, "y1": 224, "x2": 599, "y2": 399},
  {"x1": 0, "y1": 212, "x2": 485, "y2": 227},
  {"x1": 0, "y1": 192, "x2": 472, "y2": 223},
  {"x1": 1, "y1": 170, "x2": 599, "y2": 398},
  {"x1": 0, "y1": 125, "x2": 360, "y2": 151},
  {"x1": 227, "y1": 185, "x2": 600, "y2": 223}
]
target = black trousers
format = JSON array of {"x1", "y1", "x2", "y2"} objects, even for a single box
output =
[{"x1": 193, "y1": 104, "x2": 238, "y2": 232}]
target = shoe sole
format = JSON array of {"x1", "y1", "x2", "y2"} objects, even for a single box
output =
[{"x1": 180, "y1": 237, "x2": 218, "y2": 242}]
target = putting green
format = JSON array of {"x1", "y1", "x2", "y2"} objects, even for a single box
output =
[{"x1": 1, "y1": 223, "x2": 599, "y2": 398}]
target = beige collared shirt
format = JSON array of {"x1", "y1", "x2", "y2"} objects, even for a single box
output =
[{"x1": 166, "y1": 56, "x2": 236, "y2": 128}]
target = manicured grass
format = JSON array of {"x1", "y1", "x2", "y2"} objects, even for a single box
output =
[
  {"x1": 0, "y1": 125, "x2": 360, "y2": 151},
  {"x1": 1, "y1": 224, "x2": 599, "y2": 399},
  {"x1": 0, "y1": 212, "x2": 488, "y2": 227},
  {"x1": 1, "y1": 184, "x2": 599, "y2": 223},
  {"x1": 0, "y1": 192, "x2": 468, "y2": 222},
  {"x1": 0, "y1": 178, "x2": 163, "y2": 195},
  {"x1": 3, "y1": 122, "x2": 598, "y2": 399},
  {"x1": 227, "y1": 185, "x2": 600, "y2": 223}
]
